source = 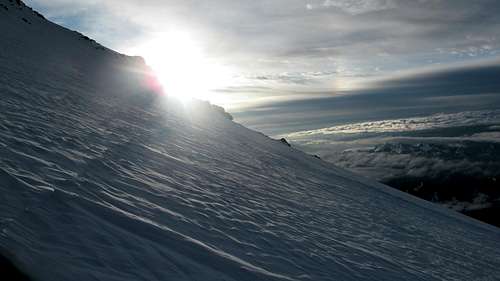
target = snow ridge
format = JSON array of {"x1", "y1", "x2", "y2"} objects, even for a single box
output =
[{"x1": 1, "y1": 1, "x2": 500, "y2": 280}]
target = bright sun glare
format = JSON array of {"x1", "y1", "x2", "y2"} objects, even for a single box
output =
[{"x1": 131, "y1": 31, "x2": 233, "y2": 102}]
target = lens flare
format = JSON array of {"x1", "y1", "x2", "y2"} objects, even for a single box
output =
[{"x1": 130, "y1": 31, "x2": 233, "y2": 102}]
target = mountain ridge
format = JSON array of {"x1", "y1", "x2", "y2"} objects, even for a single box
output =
[{"x1": 1, "y1": 1, "x2": 500, "y2": 280}]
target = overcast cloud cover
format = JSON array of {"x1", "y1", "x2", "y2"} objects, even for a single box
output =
[{"x1": 26, "y1": 0, "x2": 500, "y2": 98}]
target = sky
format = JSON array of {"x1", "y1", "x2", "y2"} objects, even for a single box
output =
[{"x1": 25, "y1": 0, "x2": 500, "y2": 135}]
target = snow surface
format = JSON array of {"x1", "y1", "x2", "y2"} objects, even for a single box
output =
[{"x1": 1, "y1": 1, "x2": 500, "y2": 280}]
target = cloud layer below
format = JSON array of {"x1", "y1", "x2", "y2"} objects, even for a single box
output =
[{"x1": 284, "y1": 109, "x2": 500, "y2": 225}]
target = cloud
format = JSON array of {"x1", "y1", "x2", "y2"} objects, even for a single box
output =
[
  {"x1": 25, "y1": 0, "x2": 500, "y2": 85},
  {"x1": 26, "y1": 0, "x2": 147, "y2": 48},
  {"x1": 283, "y1": 112, "x2": 500, "y2": 212},
  {"x1": 286, "y1": 109, "x2": 500, "y2": 137},
  {"x1": 231, "y1": 61, "x2": 500, "y2": 136},
  {"x1": 319, "y1": 0, "x2": 397, "y2": 15},
  {"x1": 319, "y1": 137, "x2": 500, "y2": 208},
  {"x1": 244, "y1": 71, "x2": 338, "y2": 85}
]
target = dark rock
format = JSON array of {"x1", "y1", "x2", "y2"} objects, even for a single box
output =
[
  {"x1": 280, "y1": 138, "x2": 291, "y2": 147},
  {"x1": 33, "y1": 10, "x2": 45, "y2": 19},
  {"x1": 211, "y1": 104, "x2": 233, "y2": 121}
]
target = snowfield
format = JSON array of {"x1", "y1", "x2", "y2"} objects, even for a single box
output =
[{"x1": 1, "y1": 1, "x2": 500, "y2": 280}]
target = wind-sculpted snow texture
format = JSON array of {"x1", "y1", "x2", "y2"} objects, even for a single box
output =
[{"x1": 1, "y1": 1, "x2": 500, "y2": 280}]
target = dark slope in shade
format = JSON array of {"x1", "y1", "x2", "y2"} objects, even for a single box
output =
[{"x1": 0, "y1": 254, "x2": 31, "y2": 281}]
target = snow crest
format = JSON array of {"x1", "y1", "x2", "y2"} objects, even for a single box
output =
[{"x1": 1, "y1": 1, "x2": 500, "y2": 280}]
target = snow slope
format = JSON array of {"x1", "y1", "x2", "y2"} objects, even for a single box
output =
[{"x1": 1, "y1": 1, "x2": 499, "y2": 280}]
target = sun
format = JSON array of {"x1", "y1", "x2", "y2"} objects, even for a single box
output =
[{"x1": 130, "y1": 31, "x2": 233, "y2": 102}]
